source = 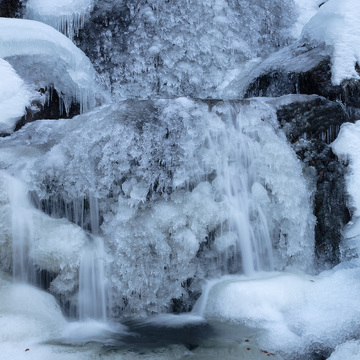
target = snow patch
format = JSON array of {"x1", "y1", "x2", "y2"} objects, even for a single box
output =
[
  {"x1": 302, "y1": 0, "x2": 360, "y2": 84},
  {"x1": 0, "y1": 59, "x2": 32, "y2": 133}
]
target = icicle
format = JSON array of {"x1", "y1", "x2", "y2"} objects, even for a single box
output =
[{"x1": 26, "y1": 0, "x2": 95, "y2": 41}]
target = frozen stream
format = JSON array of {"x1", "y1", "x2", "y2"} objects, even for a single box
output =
[{"x1": 2, "y1": 1, "x2": 360, "y2": 359}]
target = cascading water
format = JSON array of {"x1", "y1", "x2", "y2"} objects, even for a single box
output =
[
  {"x1": 8, "y1": 175, "x2": 36, "y2": 283},
  {"x1": 78, "y1": 234, "x2": 107, "y2": 321},
  {"x1": 210, "y1": 103, "x2": 273, "y2": 276}
]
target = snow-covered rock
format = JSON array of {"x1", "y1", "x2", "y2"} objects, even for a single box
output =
[{"x1": 0, "y1": 17, "x2": 97, "y2": 115}]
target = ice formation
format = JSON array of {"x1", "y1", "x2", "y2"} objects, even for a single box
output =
[
  {"x1": 0, "y1": 98, "x2": 314, "y2": 315},
  {"x1": 94, "y1": 0, "x2": 297, "y2": 99},
  {"x1": 1, "y1": 0, "x2": 360, "y2": 359},
  {"x1": 0, "y1": 18, "x2": 97, "y2": 115},
  {"x1": 332, "y1": 122, "x2": 360, "y2": 260},
  {"x1": 26, "y1": 0, "x2": 95, "y2": 40},
  {"x1": 302, "y1": 0, "x2": 360, "y2": 85}
]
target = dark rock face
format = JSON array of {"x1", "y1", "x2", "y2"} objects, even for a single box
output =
[
  {"x1": 276, "y1": 97, "x2": 351, "y2": 269},
  {"x1": 16, "y1": 88, "x2": 81, "y2": 132},
  {"x1": 74, "y1": 2, "x2": 130, "y2": 93},
  {"x1": 0, "y1": 0, "x2": 22, "y2": 18},
  {"x1": 246, "y1": 51, "x2": 360, "y2": 121},
  {"x1": 244, "y1": 40, "x2": 360, "y2": 269}
]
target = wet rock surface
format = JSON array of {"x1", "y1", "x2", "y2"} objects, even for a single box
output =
[{"x1": 276, "y1": 96, "x2": 351, "y2": 269}]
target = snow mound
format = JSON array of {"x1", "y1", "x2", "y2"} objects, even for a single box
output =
[
  {"x1": 0, "y1": 18, "x2": 96, "y2": 114},
  {"x1": 26, "y1": 0, "x2": 95, "y2": 40},
  {"x1": 0, "y1": 59, "x2": 32, "y2": 133},
  {"x1": 302, "y1": 0, "x2": 360, "y2": 85},
  {"x1": 197, "y1": 267, "x2": 360, "y2": 357}
]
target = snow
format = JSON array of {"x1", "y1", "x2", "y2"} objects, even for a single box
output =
[
  {"x1": 292, "y1": 0, "x2": 324, "y2": 38},
  {"x1": 0, "y1": 59, "x2": 32, "y2": 133},
  {"x1": 328, "y1": 340, "x2": 360, "y2": 360},
  {"x1": 302, "y1": 0, "x2": 360, "y2": 85},
  {"x1": 26, "y1": 0, "x2": 95, "y2": 39},
  {"x1": 93, "y1": 0, "x2": 297, "y2": 99},
  {"x1": 0, "y1": 18, "x2": 97, "y2": 114},
  {"x1": 196, "y1": 265, "x2": 360, "y2": 358}
]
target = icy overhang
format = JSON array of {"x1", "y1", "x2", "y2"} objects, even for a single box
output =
[
  {"x1": 0, "y1": 17, "x2": 96, "y2": 115},
  {"x1": 26, "y1": 0, "x2": 95, "y2": 39}
]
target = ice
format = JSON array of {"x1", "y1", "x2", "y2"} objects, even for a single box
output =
[
  {"x1": 332, "y1": 121, "x2": 360, "y2": 260},
  {"x1": 105, "y1": 0, "x2": 297, "y2": 99},
  {"x1": 302, "y1": 0, "x2": 360, "y2": 85},
  {"x1": 0, "y1": 98, "x2": 315, "y2": 314},
  {"x1": 0, "y1": 18, "x2": 97, "y2": 114},
  {"x1": 26, "y1": 0, "x2": 95, "y2": 40},
  {"x1": 0, "y1": 59, "x2": 32, "y2": 133}
]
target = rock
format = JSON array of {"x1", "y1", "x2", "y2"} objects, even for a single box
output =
[
  {"x1": 245, "y1": 43, "x2": 360, "y2": 122},
  {"x1": 0, "y1": 0, "x2": 22, "y2": 18},
  {"x1": 276, "y1": 96, "x2": 351, "y2": 269},
  {"x1": 16, "y1": 88, "x2": 81, "y2": 132}
]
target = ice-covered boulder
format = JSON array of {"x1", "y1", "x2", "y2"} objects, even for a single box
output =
[{"x1": 0, "y1": 58, "x2": 32, "y2": 134}]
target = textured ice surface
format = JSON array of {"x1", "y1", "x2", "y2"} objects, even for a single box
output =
[
  {"x1": 26, "y1": 0, "x2": 95, "y2": 39},
  {"x1": 302, "y1": 0, "x2": 360, "y2": 84},
  {"x1": 0, "y1": 59, "x2": 32, "y2": 133},
  {"x1": 84, "y1": 0, "x2": 297, "y2": 99},
  {"x1": 0, "y1": 18, "x2": 97, "y2": 114},
  {"x1": 0, "y1": 98, "x2": 315, "y2": 314},
  {"x1": 332, "y1": 121, "x2": 360, "y2": 261}
]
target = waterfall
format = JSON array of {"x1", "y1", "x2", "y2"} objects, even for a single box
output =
[
  {"x1": 211, "y1": 103, "x2": 273, "y2": 275},
  {"x1": 78, "y1": 193, "x2": 107, "y2": 321},
  {"x1": 78, "y1": 234, "x2": 107, "y2": 321},
  {"x1": 8, "y1": 176, "x2": 35, "y2": 283}
]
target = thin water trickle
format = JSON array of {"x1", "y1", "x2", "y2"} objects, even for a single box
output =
[
  {"x1": 78, "y1": 234, "x2": 107, "y2": 321},
  {"x1": 8, "y1": 176, "x2": 35, "y2": 283}
]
